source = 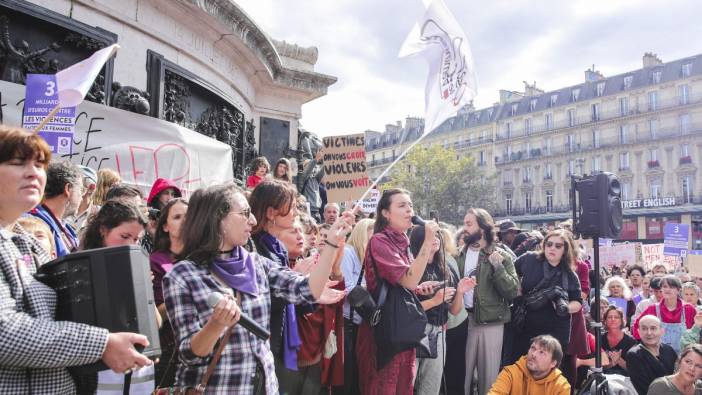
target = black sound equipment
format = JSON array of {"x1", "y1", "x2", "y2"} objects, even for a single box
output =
[
  {"x1": 36, "y1": 245, "x2": 161, "y2": 372},
  {"x1": 572, "y1": 172, "x2": 623, "y2": 239}
]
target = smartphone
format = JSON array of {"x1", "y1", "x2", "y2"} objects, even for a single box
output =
[{"x1": 431, "y1": 280, "x2": 447, "y2": 291}]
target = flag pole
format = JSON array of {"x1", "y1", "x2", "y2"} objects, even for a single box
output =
[
  {"x1": 31, "y1": 105, "x2": 61, "y2": 135},
  {"x1": 352, "y1": 129, "x2": 431, "y2": 209}
]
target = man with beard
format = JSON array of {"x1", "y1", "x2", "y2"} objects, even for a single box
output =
[
  {"x1": 488, "y1": 335, "x2": 570, "y2": 394},
  {"x1": 459, "y1": 208, "x2": 519, "y2": 394},
  {"x1": 28, "y1": 160, "x2": 82, "y2": 257}
]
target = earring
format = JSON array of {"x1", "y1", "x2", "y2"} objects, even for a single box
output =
[{"x1": 272, "y1": 219, "x2": 277, "y2": 227}]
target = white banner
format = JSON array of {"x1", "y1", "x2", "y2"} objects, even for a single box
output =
[{"x1": 0, "y1": 80, "x2": 233, "y2": 196}]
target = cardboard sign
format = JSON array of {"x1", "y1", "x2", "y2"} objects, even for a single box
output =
[
  {"x1": 321, "y1": 133, "x2": 370, "y2": 203},
  {"x1": 356, "y1": 188, "x2": 380, "y2": 215},
  {"x1": 2, "y1": 80, "x2": 233, "y2": 195},
  {"x1": 663, "y1": 223, "x2": 689, "y2": 257},
  {"x1": 641, "y1": 243, "x2": 682, "y2": 271},
  {"x1": 686, "y1": 250, "x2": 702, "y2": 277},
  {"x1": 598, "y1": 244, "x2": 637, "y2": 268},
  {"x1": 22, "y1": 74, "x2": 76, "y2": 154}
]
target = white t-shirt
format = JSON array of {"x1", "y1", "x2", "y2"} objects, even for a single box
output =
[{"x1": 463, "y1": 249, "x2": 480, "y2": 309}]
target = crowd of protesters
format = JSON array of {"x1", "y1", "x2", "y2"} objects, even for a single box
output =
[{"x1": 3, "y1": 124, "x2": 702, "y2": 395}]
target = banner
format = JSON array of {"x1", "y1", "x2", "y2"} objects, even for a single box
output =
[
  {"x1": 1, "y1": 80, "x2": 233, "y2": 196},
  {"x1": 321, "y1": 133, "x2": 370, "y2": 203},
  {"x1": 399, "y1": 0, "x2": 477, "y2": 135},
  {"x1": 22, "y1": 74, "x2": 76, "y2": 154}
]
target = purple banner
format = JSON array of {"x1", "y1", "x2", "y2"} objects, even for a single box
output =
[{"x1": 22, "y1": 73, "x2": 75, "y2": 155}]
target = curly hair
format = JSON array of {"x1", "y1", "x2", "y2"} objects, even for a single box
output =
[{"x1": 80, "y1": 200, "x2": 147, "y2": 250}]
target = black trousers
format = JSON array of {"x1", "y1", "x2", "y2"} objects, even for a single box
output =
[
  {"x1": 332, "y1": 318, "x2": 360, "y2": 395},
  {"x1": 442, "y1": 317, "x2": 468, "y2": 395}
]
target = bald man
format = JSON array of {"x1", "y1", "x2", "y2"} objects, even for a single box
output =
[{"x1": 626, "y1": 315, "x2": 677, "y2": 394}]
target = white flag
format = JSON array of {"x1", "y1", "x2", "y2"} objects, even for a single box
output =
[
  {"x1": 56, "y1": 44, "x2": 120, "y2": 107},
  {"x1": 399, "y1": 0, "x2": 477, "y2": 135}
]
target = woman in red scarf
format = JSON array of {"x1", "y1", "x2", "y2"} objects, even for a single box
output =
[{"x1": 356, "y1": 188, "x2": 439, "y2": 395}]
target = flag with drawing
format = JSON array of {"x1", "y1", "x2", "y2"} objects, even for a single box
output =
[{"x1": 399, "y1": 0, "x2": 477, "y2": 135}]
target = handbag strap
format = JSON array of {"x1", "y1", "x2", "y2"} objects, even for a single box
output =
[{"x1": 197, "y1": 293, "x2": 239, "y2": 391}]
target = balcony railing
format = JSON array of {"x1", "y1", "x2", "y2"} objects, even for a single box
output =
[
  {"x1": 494, "y1": 122, "x2": 702, "y2": 165},
  {"x1": 680, "y1": 156, "x2": 693, "y2": 165},
  {"x1": 495, "y1": 92, "x2": 702, "y2": 142}
]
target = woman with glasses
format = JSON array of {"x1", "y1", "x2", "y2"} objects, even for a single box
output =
[
  {"x1": 163, "y1": 183, "x2": 352, "y2": 394},
  {"x1": 511, "y1": 229, "x2": 583, "y2": 363},
  {"x1": 633, "y1": 275, "x2": 696, "y2": 353}
]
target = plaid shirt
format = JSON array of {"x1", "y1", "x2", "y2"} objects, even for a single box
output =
[
  {"x1": 163, "y1": 253, "x2": 315, "y2": 395},
  {"x1": 0, "y1": 225, "x2": 109, "y2": 394}
]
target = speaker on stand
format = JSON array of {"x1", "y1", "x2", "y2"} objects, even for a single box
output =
[{"x1": 571, "y1": 172, "x2": 623, "y2": 395}]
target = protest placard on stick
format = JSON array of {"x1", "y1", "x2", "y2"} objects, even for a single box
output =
[{"x1": 321, "y1": 133, "x2": 370, "y2": 203}]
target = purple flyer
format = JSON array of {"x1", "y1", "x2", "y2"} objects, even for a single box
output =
[{"x1": 22, "y1": 73, "x2": 76, "y2": 155}]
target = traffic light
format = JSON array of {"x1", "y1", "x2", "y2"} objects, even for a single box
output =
[{"x1": 573, "y1": 172, "x2": 623, "y2": 238}]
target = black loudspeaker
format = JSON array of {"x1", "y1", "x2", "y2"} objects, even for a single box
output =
[
  {"x1": 36, "y1": 245, "x2": 161, "y2": 372},
  {"x1": 573, "y1": 172, "x2": 623, "y2": 238}
]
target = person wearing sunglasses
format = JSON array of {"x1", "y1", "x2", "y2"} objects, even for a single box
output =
[{"x1": 510, "y1": 229, "x2": 583, "y2": 368}]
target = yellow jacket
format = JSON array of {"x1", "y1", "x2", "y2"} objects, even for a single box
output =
[{"x1": 488, "y1": 356, "x2": 571, "y2": 395}]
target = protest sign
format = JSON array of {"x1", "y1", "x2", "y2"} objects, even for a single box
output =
[
  {"x1": 355, "y1": 188, "x2": 380, "y2": 215},
  {"x1": 22, "y1": 74, "x2": 76, "y2": 154},
  {"x1": 321, "y1": 133, "x2": 370, "y2": 203},
  {"x1": 598, "y1": 244, "x2": 637, "y2": 268},
  {"x1": 663, "y1": 223, "x2": 689, "y2": 257},
  {"x1": 607, "y1": 297, "x2": 628, "y2": 313},
  {"x1": 2, "y1": 80, "x2": 233, "y2": 195},
  {"x1": 641, "y1": 243, "x2": 681, "y2": 271},
  {"x1": 687, "y1": 250, "x2": 702, "y2": 277}
]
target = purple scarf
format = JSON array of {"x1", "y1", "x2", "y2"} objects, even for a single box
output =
[
  {"x1": 210, "y1": 246, "x2": 258, "y2": 296},
  {"x1": 259, "y1": 232, "x2": 301, "y2": 370}
]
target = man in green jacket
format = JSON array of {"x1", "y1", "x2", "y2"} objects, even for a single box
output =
[{"x1": 458, "y1": 208, "x2": 520, "y2": 395}]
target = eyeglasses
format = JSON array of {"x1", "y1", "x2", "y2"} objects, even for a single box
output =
[
  {"x1": 545, "y1": 241, "x2": 564, "y2": 249},
  {"x1": 233, "y1": 208, "x2": 251, "y2": 219}
]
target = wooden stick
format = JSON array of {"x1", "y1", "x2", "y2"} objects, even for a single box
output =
[{"x1": 31, "y1": 105, "x2": 61, "y2": 135}]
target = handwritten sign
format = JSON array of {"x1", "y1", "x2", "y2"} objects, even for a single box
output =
[
  {"x1": 2, "y1": 80, "x2": 232, "y2": 195},
  {"x1": 641, "y1": 243, "x2": 681, "y2": 271},
  {"x1": 355, "y1": 188, "x2": 380, "y2": 215},
  {"x1": 686, "y1": 250, "x2": 702, "y2": 277},
  {"x1": 598, "y1": 244, "x2": 637, "y2": 268},
  {"x1": 321, "y1": 133, "x2": 370, "y2": 203},
  {"x1": 22, "y1": 74, "x2": 76, "y2": 154}
]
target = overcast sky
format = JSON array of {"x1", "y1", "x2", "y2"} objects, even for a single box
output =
[{"x1": 236, "y1": 0, "x2": 702, "y2": 137}]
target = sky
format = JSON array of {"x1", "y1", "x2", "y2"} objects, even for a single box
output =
[{"x1": 235, "y1": 0, "x2": 702, "y2": 137}]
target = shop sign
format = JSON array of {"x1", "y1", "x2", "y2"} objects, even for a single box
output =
[{"x1": 621, "y1": 197, "x2": 676, "y2": 209}]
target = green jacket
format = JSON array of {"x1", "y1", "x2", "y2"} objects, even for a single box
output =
[{"x1": 458, "y1": 246, "x2": 519, "y2": 325}]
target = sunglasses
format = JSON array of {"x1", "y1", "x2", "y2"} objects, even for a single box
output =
[{"x1": 545, "y1": 241, "x2": 564, "y2": 249}]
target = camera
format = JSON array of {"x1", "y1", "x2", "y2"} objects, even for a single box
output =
[{"x1": 553, "y1": 298, "x2": 569, "y2": 317}]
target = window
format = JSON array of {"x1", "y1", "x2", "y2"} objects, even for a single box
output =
[
  {"x1": 592, "y1": 103, "x2": 600, "y2": 121},
  {"x1": 505, "y1": 122, "x2": 512, "y2": 138},
  {"x1": 530, "y1": 99, "x2": 537, "y2": 111},
  {"x1": 525, "y1": 142, "x2": 531, "y2": 158},
  {"x1": 487, "y1": 108, "x2": 494, "y2": 119},
  {"x1": 650, "y1": 178, "x2": 662, "y2": 199},
  {"x1": 503, "y1": 170, "x2": 513, "y2": 185},
  {"x1": 680, "y1": 84, "x2": 690, "y2": 105},
  {"x1": 592, "y1": 156, "x2": 601, "y2": 172},
  {"x1": 680, "y1": 113, "x2": 691, "y2": 134},
  {"x1": 621, "y1": 181, "x2": 631, "y2": 200},
  {"x1": 545, "y1": 113, "x2": 553, "y2": 130},
  {"x1": 648, "y1": 91, "x2": 658, "y2": 111},
  {"x1": 571, "y1": 88, "x2": 580, "y2": 102},
  {"x1": 650, "y1": 148, "x2": 658, "y2": 162},
  {"x1": 682, "y1": 176, "x2": 693, "y2": 203},
  {"x1": 596, "y1": 82, "x2": 606, "y2": 97},
  {"x1": 619, "y1": 125, "x2": 629, "y2": 144},
  {"x1": 546, "y1": 191, "x2": 553, "y2": 211},
  {"x1": 592, "y1": 130, "x2": 600, "y2": 148},
  {"x1": 619, "y1": 97, "x2": 629, "y2": 116},
  {"x1": 681, "y1": 144, "x2": 690, "y2": 157},
  {"x1": 480, "y1": 129, "x2": 488, "y2": 141},
  {"x1": 479, "y1": 151, "x2": 485, "y2": 166},
  {"x1": 568, "y1": 160, "x2": 575, "y2": 175},
  {"x1": 544, "y1": 137, "x2": 552, "y2": 155},
  {"x1": 511, "y1": 103, "x2": 518, "y2": 116},
  {"x1": 651, "y1": 70, "x2": 662, "y2": 84},
  {"x1": 544, "y1": 163, "x2": 552, "y2": 179},
  {"x1": 525, "y1": 192, "x2": 532, "y2": 212},
  {"x1": 568, "y1": 109, "x2": 576, "y2": 127},
  {"x1": 577, "y1": 160, "x2": 584, "y2": 175},
  {"x1": 550, "y1": 94, "x2": 558, "y2": 107},
  {"x1": 623, "y1": 75, "x2": 633, "y2": 90},
  {"x1": 505, "y1": 193, "x2": 512, "y2": 215},
  {"x1": 650, "y1": 119, "x2": 658, "y2": 138},
  {"x1": 682, "y1": 63, "x2": 692, "y2": 77},
  {"x1": 619, "y1": 152, "x2": 630, "y2": 170},
  {"x1": 567, "y1": 134, "x2": 576, "y2": 152},
  {"x1": 525, "y1": 118, "x2": 533, "y2": 135},
  {"x1": 523, "y1": 167, "x2": 532, "y2": 183}
]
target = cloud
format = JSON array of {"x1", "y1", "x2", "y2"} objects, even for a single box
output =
[{"x1": 235, "y1": 0, "x2": 702, "y2": 136}]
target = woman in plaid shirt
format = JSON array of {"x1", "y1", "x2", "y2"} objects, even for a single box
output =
[{"x1": 163, "y1": 183, "x2": 352, "y2": 394}]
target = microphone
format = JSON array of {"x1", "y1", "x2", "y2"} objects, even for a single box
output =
[
  {"x1": 207, "y1": 292, "x2": 270, "y2": 341},
  {"x1": 411, "y1": 215, "x2": 427, "y2": 226}
]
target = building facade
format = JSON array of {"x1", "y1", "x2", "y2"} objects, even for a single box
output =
[{"x1": 366, "y1": 52, "x2": 702, "y2": 248}]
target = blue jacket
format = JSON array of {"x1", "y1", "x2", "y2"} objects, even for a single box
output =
[{"x1": 28, "y1": 204, "x2": 78, "y2": 257}]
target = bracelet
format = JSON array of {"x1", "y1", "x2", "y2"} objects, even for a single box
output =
[{"x1": 324, "y1": 239, "x2": 340, "y2": 249}]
